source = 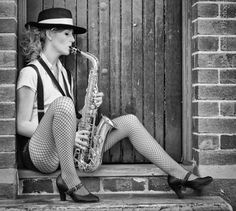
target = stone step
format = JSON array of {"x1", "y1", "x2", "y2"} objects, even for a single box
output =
[
  {"x1": 0, "y1": 194, "x2": 233, "y2": 211},
  {"x1": 18, "y1": 164, "x2": 193, "y2": 195}
]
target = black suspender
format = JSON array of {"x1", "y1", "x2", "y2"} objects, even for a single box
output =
[
  {"x1": 27, "y1": 57, "x2": 75, "y2": 123},
  {"x1": 37, "y1": 57, "x2": 82, "y2": 119},
  {"x1": 27, "y1": 64, "x2": 44, "y2": 123},
  {"x1": 38, "y1": 56, "x2": 72, "y2": 99}
]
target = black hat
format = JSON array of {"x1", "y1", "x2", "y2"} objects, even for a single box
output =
[{"x1": 25, "y1": 8, "x2": 87, "y2": 34}]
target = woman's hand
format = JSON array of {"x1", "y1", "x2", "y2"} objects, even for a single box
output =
[
  {"x1": 94, "y1": 92, "x2": 104, "y2": 108},
  {"x1": 75, "y1": 130, "x2": 90, "y2": 151}
]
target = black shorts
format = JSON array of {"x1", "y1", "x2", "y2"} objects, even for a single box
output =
[{"x1": 22, "y1": 141, "x2": 39, "y2": 172}]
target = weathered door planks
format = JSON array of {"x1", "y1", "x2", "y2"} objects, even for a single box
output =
[{"x1": 25, "y1": 0, "x2": 182, "y2": 163}]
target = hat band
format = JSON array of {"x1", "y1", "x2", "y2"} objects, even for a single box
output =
[{"x1": 39, "y1": 18, "x2": 73, "y2": 25}]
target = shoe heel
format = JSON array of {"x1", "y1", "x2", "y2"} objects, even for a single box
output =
[
  {"x1": 172, "y1": 185, "x2": 184, "y2": 199},
  {"x1": 59, "y1": 190, "x2": 66, "y2": 201}
]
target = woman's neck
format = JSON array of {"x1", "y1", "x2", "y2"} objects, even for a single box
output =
[{"x1": 43, "y1": 46, "x2": 59, "y2": 67}]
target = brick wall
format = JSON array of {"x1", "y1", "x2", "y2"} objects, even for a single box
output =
[
  {"x1": 192, "y1": 0, "x2": 236, "y2": 166},
  {"x1": 0, "y1": 0, "x2": 17, "y2": 198}
]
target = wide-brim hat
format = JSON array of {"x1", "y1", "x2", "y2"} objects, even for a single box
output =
[{"x1": 25, "y1": 7, "x2": 87, "y2": 34}]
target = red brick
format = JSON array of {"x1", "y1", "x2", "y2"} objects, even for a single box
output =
[
  {"x1": 0, "y1": 103, "x2": 15, "y2": 118},
  {"x1": 0, "y1": 86, "x2": 15, "y2": 102},
  {"x1": 0, "y1": 51, "x2": 16, "y2": 67},
  {"x1": 0, "y1": 2, "x2": 16, "y2": 17},
  {"x1": 0, "y1": 169, "x2": 17, "y2": 199},
  {"x1": 148, "y1": 176, "x2": 170, "y2": 191},
  {"x1": 221, "y1": 102, "x2": 236, "y2": 116},
  {"x1": 193, "y1": 118, "x2": 236, "y2": 133},
  {"x1": 0, "y1": 69, "x2": 16, "y2": 84},
  {"x1": 193, "y1": 149, "x2": 236, "y2": 165},
  {"x1": 0, "y1": 18, "x2": 16, "y2": 33},
  {"x1": 192, "y1": 69, "x2": 218, "y2": 84},
  {"x1": 221, "y1": 135, "x2": 236, "y2": 149},
  {"x1": 193, "y1": 36, "x2": 218, "y2": 51},
  {"x1": 0, "y1": 35, "x2": 16, "y2": 50},
  {"x1": 192, "y1": 134, "x2": 219, "y2": 150},
  {"x1": 0, "y1": 184, "x2": 16, "y2": 199},
  {"x1": 0, "y1": 120, "x2": 15, "y2": 135},
  {"x1": 194, "y1": 85, "x2": 236, "y2": 100},
  {"x1": 194, "y1": 20, "x2": 236, "y2": 35},
  {"x1": 221, "y1": 37, "x2": 236, "y2": 51},
  {"x1": 0, "y1": 152, "x2": 15, "y2": 168},
  {"x1": 221, "y1": 4, "x2": 236, "y2": 18},
  {"x1": 192, "y1": 3, "x2": 218, "y2": 19},
  {"x1": 22, "y1": 179, "x2": 53, "y2": 194},
  {"x1": 192, "y1": 102, "x2": 219, "y2": 117},
  {"x1": 80, "y1": 177, "x2": 100, "y2": 192},
  {"x1": 220, "y1": 69, "x2": 236, "y2": 84},
  {"x1": 0, "y1": 136, "x2": 15, "y2": 152},
  {"x1": 194, "y1": 54, "x2": 236, "y2": 68},
  {"x1": 103, "y1": 177, "x2": 145, "y2": 192}
]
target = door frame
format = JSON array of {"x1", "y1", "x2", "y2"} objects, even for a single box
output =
[
  {"x1": 17, "y1": 0, "x2": 193, "y2": 163},
  {"x1": 182, "y1": 0, "x2": 192, "y2": 162}
]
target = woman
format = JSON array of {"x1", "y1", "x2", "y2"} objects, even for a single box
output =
[{"x1": 17, "y1": 7, "x2": 213, "y2": 203}]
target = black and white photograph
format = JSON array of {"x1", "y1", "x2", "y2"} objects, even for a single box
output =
[{"x1": 0, "y1": 0, "x2": 235, "y2": 210}]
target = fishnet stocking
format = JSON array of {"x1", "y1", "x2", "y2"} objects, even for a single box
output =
[
  {"x1": 104, "y1": 114, "x2": 194, "y2": 180},
  {"x1": 29, "y1": 97, "x2": 80, "y2": 189},
  {"x1": 29, "y1": 102, "x2": 195, "y2": 188}
]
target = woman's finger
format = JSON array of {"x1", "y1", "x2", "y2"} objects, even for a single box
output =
[
  {"x1": 77, "y1": 130, "x2": 90, "y2": 135},
  {"x1": 94, "y1": 92, "x2": 104, "y2": 97},
  {"x1": 75, "y1": 138, "x2": 88, "y2": 147},
  {"x1": 76, "y1": 134, "x2": 89, "y2": 141},
  {"x1": 75, "y1": 142, "x2": 87, "y2": 151}
]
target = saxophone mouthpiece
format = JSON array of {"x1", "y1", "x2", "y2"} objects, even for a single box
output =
[{"x1": 70, "y1": 46, "x2": 81, "y2": 55}]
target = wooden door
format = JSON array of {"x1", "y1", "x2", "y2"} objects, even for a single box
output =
[{"x1": 21, "y1": 0, "x2": 182, "y2": 163}]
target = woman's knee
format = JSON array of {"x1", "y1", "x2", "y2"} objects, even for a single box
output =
[
  {"x1": 52, "y1": 97, "x2": 75, "y2": 116},
  {"x1": 125, "y1": 114, "x2": 139, "y2": 123}
]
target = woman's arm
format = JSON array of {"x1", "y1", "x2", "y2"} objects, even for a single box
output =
[{"x1": 17, "y1": 86, "x2": 38, "y2": 137}]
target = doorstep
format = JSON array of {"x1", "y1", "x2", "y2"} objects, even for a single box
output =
[{"x1": 18, "y1": 164, "x2": 193, "y2": 195}]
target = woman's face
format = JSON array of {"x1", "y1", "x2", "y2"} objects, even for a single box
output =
[{"x1": 50, "y1": 29, "x2": 75, "y2": 55}]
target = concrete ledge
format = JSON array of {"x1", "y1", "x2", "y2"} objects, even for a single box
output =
[
  {"x1": 18, "y1": 164, "x2": 193, "y2": 178},
  {"x1": 198, "y1": 164, "x2": 236, "y2": 179},
  {"x1": 0, "y1": 194, "x2": 233, "y2": 211}
]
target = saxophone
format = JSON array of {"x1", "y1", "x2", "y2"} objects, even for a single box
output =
[{"x1": 70, "y1": 46, "x2": 115, "y2": 173}]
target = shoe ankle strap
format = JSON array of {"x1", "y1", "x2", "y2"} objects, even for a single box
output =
[
  {"x1": 66, "y1": 183, "x2": 84, "y2": 195},
  {"x1": 183, "y1": 171, "x2": 192, "y2": 184}
]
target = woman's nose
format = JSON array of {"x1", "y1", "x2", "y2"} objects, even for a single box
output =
[{"x1": 71, "y1": 35, "x2": 75, "y2": 42}]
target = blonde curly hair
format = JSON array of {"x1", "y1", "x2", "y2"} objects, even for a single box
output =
[{"x1": 20, "y1": 27, "x2": 47, "y2": 63}]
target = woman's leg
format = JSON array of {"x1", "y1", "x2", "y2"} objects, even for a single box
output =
[
  {"x1": 104, "y1": 114, "x2": 196, "y2": 180},
  {"x1": 29, "y1": 97, "x2": 88, "y2": 193}
]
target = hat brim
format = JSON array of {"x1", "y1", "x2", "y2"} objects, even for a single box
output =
[{"x1": 25, "y1": 22, "x2": 87, "y2": 34}]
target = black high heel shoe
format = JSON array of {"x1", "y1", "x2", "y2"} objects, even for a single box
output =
[
  {"x1": 56, "y1": 174, "x2": 99, "y2": 203},
  {"x1": 168, "y1": 172, "x2": 213, "y2": 199}
]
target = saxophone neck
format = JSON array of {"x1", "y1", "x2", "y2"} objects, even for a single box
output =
[{"x1": 70, "y1": 46, "x2": 99, "y2": 70}]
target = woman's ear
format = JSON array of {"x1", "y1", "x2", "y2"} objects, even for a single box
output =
[{"x1": 45, "y1": 29, "x2": 53, "y2": 41}]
